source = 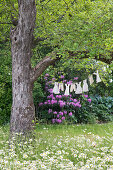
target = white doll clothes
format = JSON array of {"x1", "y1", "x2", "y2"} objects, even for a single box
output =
[
  {"x1": 88, "y1": 75, "x2": 94, "y2": 85},
  {"x1": 59, "y1": 83, "x2": 64, "y2": 91},
  {"x1": 83, "y1": 79, "x2": 89, "y2": 92},
  {"x1": 64, "y1": 84, "x2": 70, "y2": 96},
  {"x1": 53, "y1": 82, "x2": 60, "y2": 94},
  {"x1": 110, "y1": 79, "x2": 112, "y2": 83},
  {"x1": 70, "y1": 83, "x2": 76, "y2": 92},
  {"x1": 96, "y1": 70, "x2": 101, "y2": 83},
  {"x1": 75, "y1": 82, "x2": 82, "y2": 94},
  {"x1": 93, "y1": 70, "x2": 101, "y2": 83}
]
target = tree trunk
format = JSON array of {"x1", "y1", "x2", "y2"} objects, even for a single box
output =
[{"x1": 10, "y1": 0, "x2": 36, "y2": 134}]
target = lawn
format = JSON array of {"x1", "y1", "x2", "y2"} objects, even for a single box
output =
[{"x1": 0, "y1": 123, "x2": 113, "y2": 169}]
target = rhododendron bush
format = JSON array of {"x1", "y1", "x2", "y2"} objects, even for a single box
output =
[{"x1": 38, "y1": 73, "x2": 92, "y2": 124}]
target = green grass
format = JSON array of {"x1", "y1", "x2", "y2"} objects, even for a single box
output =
[{"x1": 0, "y1": 123, "x2": 113, "y2": 169}]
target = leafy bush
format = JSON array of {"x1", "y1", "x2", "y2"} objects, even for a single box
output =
[
  {"x1": 37, "y1": 73, "x2": 113, "y2": 124},
  {"x1": 89, "y1": 96, "x2": 113, "y2": 123},
  {"x1": 0, "y1": 43, "x2": 12, "y2": 125},
  {"x1": 37, "y1": 73, "x2": 92, "y2": 124}
]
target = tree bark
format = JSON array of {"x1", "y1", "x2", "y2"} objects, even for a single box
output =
[
  {"x1": 10, "y1": 0, "x2": 57, "y2": 134},
  {"x1": 10, "y1": 0, "x2": 36, "y2": 134}
]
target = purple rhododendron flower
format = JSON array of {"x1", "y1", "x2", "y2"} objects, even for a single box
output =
[
  {"x1": 84, "y1": 95, "x2": 88, "y2": 98},
  {"x1": 72, "y1": 102, "x2": 76, "y2": 107},
  {"x1": 59, "y1": 102, "x2": 66, "y2": 107},
  {"x1": 57, "y1": 119, "x2": 62, "y2": 123},
  {"x1": 47, "y1": 100, "x2": 50, "y2": 102},
  {"x1": 45, "y1": 73, "x2": 49, "y2": 77},
  {"x1": 50, "y1": 94, "x2": 54, "y2": 98},
  {"x1": 47, "y1": 94, "x2": 54, "y2": 99},
  {"x1": 48, "y1": 89, "x2": 53, "y2": 93},
  {"x1": 51, "y1": 100, "x2": 56, "y2": 104},
  {"x1": 57, "y1": 114, "x2": 60, "y2": 118},
  {"x1": 61, "y1": 116, "x2": 65, "y2": 120},
  {"x1": 56, "y1": 95, "x2": 62, "y2": 99},
  {"x1": 53, "y1": 111, "x2": 57, "y2": 114},
  {"x1": 48, "y1": 81, "x2": 52, "y2": 84},
  {"x1": 87, "y1": 98, "x2": 91, "y2": 103},
  {"x1": 52, "y1": 78, "x2": 56, "y2": 80},
  {"x1": 59, "y1": 111, "x2": 63, "y2": 116},
  {"x1": 74, "y1": 77, "x2": 78, "y2": 80},
  {"x1": 67, "y1": 81, "x2": 72, "y2": 85},
  {"x1": 75, "y1": 102, "x2": 81, "y2": 108},
  {"x1": 48, "y1": 109, "x2": 52, "y2": 114},
  {"x1": 69, "y1": 112, "x2": 72, "y2": 116},
  {"x1": 52, "y1": 119, "x2": 56, "y2": 124},
  {"x1": 58, "y1": 72, "x2": 61, "y2": 74},
  {"x1": 63, "y1": 94, "x2": 68, "y2": 97},
  {"x1": 44, "y1": 101, "x2": 48, "y2": 105},
  {"x1": 73, "y1": 99, "x2": 77, "y2": 102},
  {"x1": 64, "y1": 111, "x2": 67, "y2": 114},
  {"x1": 39, "y1": 102, "x2": 43, "y2": 106},
  {"x1": 60, "y1": 75, "x2": 64, "y2": 78},
  {"x1": 44, "y1": 77, "x2": 48, "y2": 80},
  {"x1": 45, "y1": 86, "x2": 48, "y2": 90},
  {"x1": 63, "y1": 80, "x2": 67, "y2": 83}
]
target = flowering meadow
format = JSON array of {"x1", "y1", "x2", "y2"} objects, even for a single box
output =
[{"x1": 0, "y1": 123, "x2": 113, "y2": 169}]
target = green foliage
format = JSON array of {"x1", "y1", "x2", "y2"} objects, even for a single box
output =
[
  {"x1": 36, "y1": 0, "x2": 113, "y2": 63},
  {"x1": 0, "y1": 42, "x2": 12, "y2": 125},
  {"x1": 90, "y1": 96, "x2": 113, "y2": 122},
  {"x1": 33, "y1": 79, "x2": 45, "y2": 113},
  {"x1": 0, "y1": 0, "x2": 18, "y2": 42}
]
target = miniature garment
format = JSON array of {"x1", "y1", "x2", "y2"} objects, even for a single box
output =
[
  {"x1": 75, "y1": 82, "x2": 82, "y2": 94},
  {"x1": 83, "y1": 79, "x2": 89, "y2": 92},
  {"x1": 103, "y1": 66, "x2": 106, "y2": 71},
  {"x1": 96, "y1": 70, "x2": 101, "y2": 83},
  {"x1": 53, "y1": 82, "x2": 60, "y2": 94},
  {"x1": 59, "y1": 83, "x2": 64, "y2": 91},
  {"x1": 88, "y1": 75, "x2": 94, "y2": 85},
  {"x1": 110, "y1": 79, "x2": 113, "y2": 83},
  {"x1": 64, "y1": 84, "x2": 70, "y2": 96},
  {"x1": 70, "y1": 83, "x2": 76, "y2": 92}
]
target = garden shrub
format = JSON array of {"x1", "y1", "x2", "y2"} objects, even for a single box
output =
[
  {"x1": 37, "y1": 73, "x2": 93, "y2": 124},
  {"x1": 37, "y1": 73, "x2": 113, "y2": 124},
  {"x1": 90, "y1": 96, "x2": 113, "y2": 123},
  {"x1": 0, "y1": 43, "x2": 12, "y2": 125}
]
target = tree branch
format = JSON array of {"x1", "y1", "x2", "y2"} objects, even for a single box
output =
[
  {"x1": 30, "y1": 53, "x2": 59, "y2": 83},
  {"x1": 69, "y1": 51, "x2": 113, "y2": 64}
]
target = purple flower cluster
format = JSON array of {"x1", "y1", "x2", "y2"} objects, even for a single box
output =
[
  {"x1": 60, "y1": 75, "x2": 64, "y2": 79},
  {"x1": 39, "y1": 73, "x2": 92, "y2": 124},
  {"x1": 74, "y1": 77, "x2": 78, "y2": 80},
  {"x1": 59, "y1": 100, "x2": 66, "y2": 107}
]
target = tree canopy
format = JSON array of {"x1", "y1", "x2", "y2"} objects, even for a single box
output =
[{"x1": 1, "y1": 0, "x2": 113, "y2": 66}]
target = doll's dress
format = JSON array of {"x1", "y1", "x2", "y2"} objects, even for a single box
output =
[
  {"x1": 83, "y1": 79, "x2": 89, "y2": 92},
  {"x1": 88, "y1": 75, "x2": 94, "y2": 85},
  {"x1": 75, "y1": 82, "x2": 82, "y2": 94},
  {"x1": 53, "y1": 82, "x2": 60, "y2": 94},
  {"x1": 70, "y1": 83, "x2": 76, "y2": 92},
  {"x1": 59, "y1": 83, "x2": 64, "y2": 91},
  {"x1": 64, "y1": 84, "x2": 70, "y2": 95}
]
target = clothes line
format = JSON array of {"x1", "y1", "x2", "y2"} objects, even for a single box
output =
[
  {"x1": 52, "y1": 70, "x2": 112, "y2": 95},
  {"x1": 52, "y1": 70, "x2": 102, "y2": 95}
]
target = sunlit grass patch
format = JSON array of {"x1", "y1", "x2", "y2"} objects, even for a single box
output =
[{"x1": 0, "y1": 123, "x2": 113, "y2": 169}]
